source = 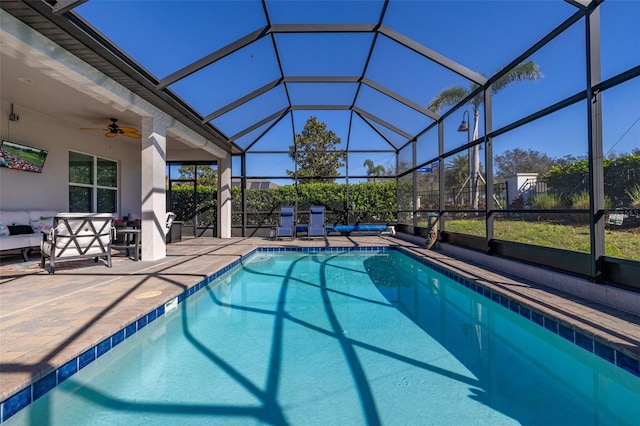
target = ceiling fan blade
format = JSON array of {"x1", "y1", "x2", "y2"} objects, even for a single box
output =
[
  {"x1": 83, "y1": 119, "x2": 140, "y2": 138},
  {"x1": 122, "y1": 131, "x2": 142, "y2": 138}
]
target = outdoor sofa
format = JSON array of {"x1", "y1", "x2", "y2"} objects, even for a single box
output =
[{"x1": 0, "y1": 209, "x2": 58, "y2": 261}]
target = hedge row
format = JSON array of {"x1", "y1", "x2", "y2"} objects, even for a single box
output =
[
  {"x1": 547, "y1": 154, "x2": 640, "y2": 207},
  {"x1": 170, "y1": 181, "x2": 398, "y2": 226}
]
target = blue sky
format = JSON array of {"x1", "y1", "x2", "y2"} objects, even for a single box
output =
[{"x1": 75, "y1": 0, "x2": 639, "y2": 178}]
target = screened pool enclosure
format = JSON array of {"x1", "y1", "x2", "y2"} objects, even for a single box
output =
[{"x1": 4, "y1": 0, "x2": 638, "y2": 289}]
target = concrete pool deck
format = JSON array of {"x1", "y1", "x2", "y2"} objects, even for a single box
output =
[{"x1": 1, "y1": 235, "x2": 639, "y2": 407}]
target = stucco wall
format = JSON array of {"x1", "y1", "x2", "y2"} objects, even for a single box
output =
[{"x1": 0, "y1": 100, "x2": 141, "y2": 219}]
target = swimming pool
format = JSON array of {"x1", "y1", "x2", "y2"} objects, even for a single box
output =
[{"x1": 4, "y1": 248, "x2": 640, "y2": 424}]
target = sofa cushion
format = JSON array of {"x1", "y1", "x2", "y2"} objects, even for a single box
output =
[
  {"x1": 0, "y1": 210, "x2": 30, "y2": 226},
  {"x1": 0, "y1": 235, "x2": 32, "y2": 251},
  {"x1": 54, "y1": 233, "x2": 111, "y2": 250},
  {"x1": 30, "y1": 217, "x2": 54, "y2": 233},
  {"x1": 8, "y1": 225, "x2": 34, "y2": 235},
  {"x1": 42, "y1": 239, "x2": 110, "y2": 257},
  {"x1": 28, "y1": 211, "x2": 59, "y2": 222}
]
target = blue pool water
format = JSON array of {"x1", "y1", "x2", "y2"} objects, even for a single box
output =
[{"x1": 6, "y1": 249, "x2": 640, "y2": 425}]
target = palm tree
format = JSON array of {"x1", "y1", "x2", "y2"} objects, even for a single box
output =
[
  {"x1": 428, "y1": 60, "x2": 543, "y2": 209},
  {"x1": 445, "y1": 154, "x2": 470, "y2": 204},
  {"x1": 363, "y1": 159, "x2": 386, "y2": 182}
]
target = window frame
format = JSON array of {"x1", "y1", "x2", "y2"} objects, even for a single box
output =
[{"x1": 68, "y1": 150, "x2": 119, "y2": 214}]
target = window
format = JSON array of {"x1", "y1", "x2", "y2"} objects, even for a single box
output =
[{"x1": 69, "y1": 151, "x2": 118, "y2": 213}]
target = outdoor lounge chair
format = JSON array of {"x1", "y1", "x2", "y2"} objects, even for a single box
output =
[
  {"x1": 165, "y1": 212, "x2": 176, "y2": 236},
  {"x1": 275, "y1": 206, "x2": 295, "y2": 240},
  {"x1": 41, "y1": 213, "x2": 115, "y2": 274},
  {"x1": 308, "y1": 205, "x2": 326, "y2": 238}
]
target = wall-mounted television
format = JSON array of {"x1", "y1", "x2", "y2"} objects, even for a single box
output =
[{"x1": 0, "y1": 140, "x2": 48, "y2": 173}]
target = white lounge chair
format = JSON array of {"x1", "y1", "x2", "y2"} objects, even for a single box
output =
[{"x1": 41, "y1": 213, "x2": 115, "y2": 274}]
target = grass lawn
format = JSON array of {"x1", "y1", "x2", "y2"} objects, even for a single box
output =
[{"x1": 440, "y1": 218, "x2": 640, "y2": 261}]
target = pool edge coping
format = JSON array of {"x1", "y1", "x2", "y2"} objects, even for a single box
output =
[{"x1": 396, "y1": 246, "x2": 640, "y2": 374}]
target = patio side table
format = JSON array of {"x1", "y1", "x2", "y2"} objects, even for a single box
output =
[{"x1": 112, "y1": 228, "x2": 141, "y2": 261}]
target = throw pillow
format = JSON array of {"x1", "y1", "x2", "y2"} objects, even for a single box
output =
[
  {"x1": 0, "y1": 222, "x2": 9, "y2": 237},
  {"x1": 8, "y1": 225, "x2": 34, "y2": 235},
  {"x1": 30, "y1": 217, "x2": 54, "y2": 233}
]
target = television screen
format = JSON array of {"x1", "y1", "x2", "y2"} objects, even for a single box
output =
[{"x1": 0, "y1": 140, "x2": 48, "y2": 173}]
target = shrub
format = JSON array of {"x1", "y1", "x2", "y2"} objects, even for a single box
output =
[
  {"x1": 229, "y1": 181, "x2": 397, "y2": 226},
  {"x1": 570, "y1": 190, "x2": 613, "y2": 210},
  {"x1": 170, "y1": 184, "x2": 217, "y2": 225},
  {"x1": 570, "y1": 190, "x2": 590, "y2": 209},
  {"x1": 531, "y1": 193, "x2": 563, "y2": 209},
  {"x1": 547, "y1": 153, "x2": 640, "y2": 207},
  {"x1": 508, "y1": 194, "x2": 525, "y2": 209},
  {"x1": 626, "y1": 184, "x2": 640, "y2": 208}
]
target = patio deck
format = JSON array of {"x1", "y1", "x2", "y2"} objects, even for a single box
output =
[{"x1": 1, "y1": 235, "x2": 639, "y2": 407}]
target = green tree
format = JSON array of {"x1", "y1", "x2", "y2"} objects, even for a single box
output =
[
  {"x1": 429, "y1": 60, "x2": 543, "y2": 209},
  {"x1": 445, "y1": 154, "x2": 471, "y2": 205},
  {"x1": 363, "y1": 159, "x2": 386, "y2": 182},
  {"x1": 172, "y1": 164, "x2": 218, "y2": 224},
  {"x1": 446, "y1": 154, "x2": 469, "y2": 187},
  {"x1": 547, "y1": 153, "x2": 640, "y2": 207},
  {"x1": 287, "y1": 116, "x2": 346, "y2": 183},
  {"x1": 494, "y1": 148, "x2": 556, "y2": 178},
  {"x1": 553, "y1": 154, "x2": 585, "y2": 169},
  {"x1": 177, "y1": 164, "x2": 217, "y2": 187}
]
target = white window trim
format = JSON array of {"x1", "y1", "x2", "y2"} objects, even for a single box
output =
[{"x1": 68, "y1": 150, "x2": 119, "y2": 214}]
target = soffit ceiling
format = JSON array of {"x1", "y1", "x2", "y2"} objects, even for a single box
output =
[{"x1": 1, "y1": 0, "x2": 588, "y2": 156}]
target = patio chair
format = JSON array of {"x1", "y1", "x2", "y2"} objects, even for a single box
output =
[
  {"x1": 41, "y1": 213, "x2": 115, "y2": 274},
  {"x1": 275, "y1": 206, "x2": 295, "y2": 240},
  {"x1": 113, "y1": 212, "x2": 177, "y2": 260},
  {"x1": 308, "y1": 205, "x2": 326, "y2": 239},
  {"x1": 165, "y1": 212, "x2": 176, "y2": 236}
]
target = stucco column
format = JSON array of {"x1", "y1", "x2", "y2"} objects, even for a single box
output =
[
  {"x1": 217, "y1": 153, "x2": 232, "y2": 238},
  {"x1": 140, "y1": 115, "x2": 167, "y2": 260}
]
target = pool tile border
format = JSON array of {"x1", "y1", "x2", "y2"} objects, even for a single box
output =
[
  {"x1": 397, "y1": 247, "x2": 640, "y2": 379},
  {"x1": 1, "y1": 245, "x2": 638, "y2": 422}
]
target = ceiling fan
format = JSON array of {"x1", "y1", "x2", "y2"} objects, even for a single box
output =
[{"x1": 81, "y1": 118, "x2": 141, "y2": 138}]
